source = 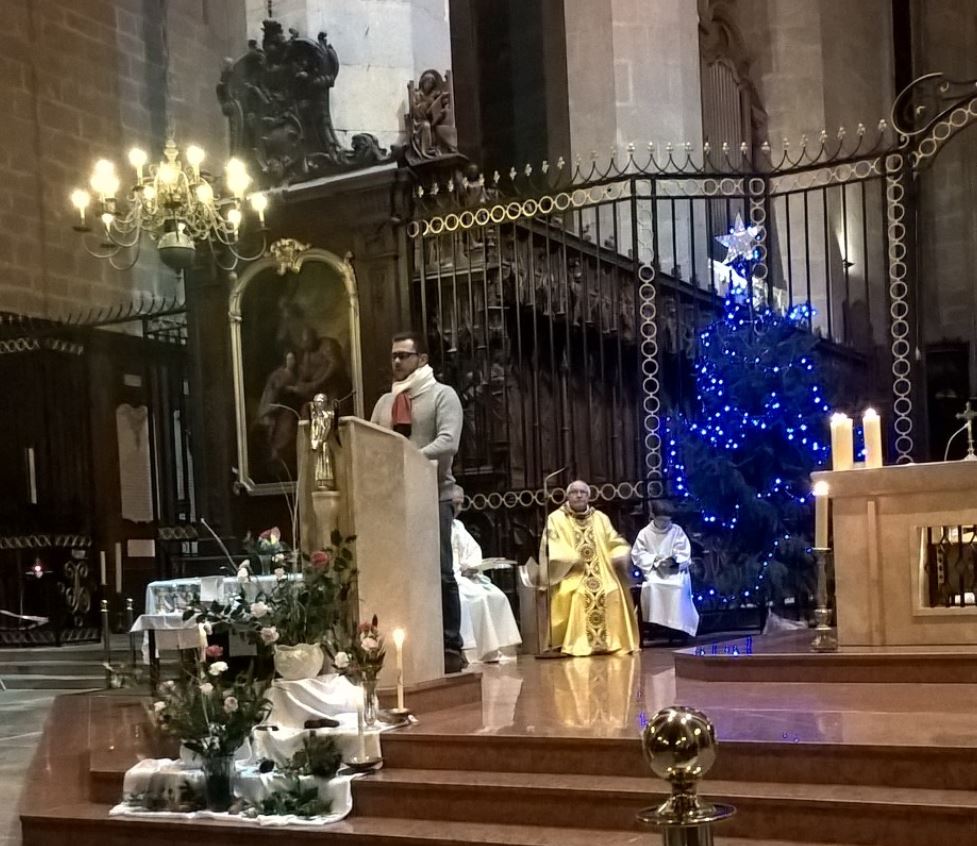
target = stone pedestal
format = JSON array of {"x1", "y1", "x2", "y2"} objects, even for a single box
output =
[{"x1": 813, "y1": 461, "x2": 977, "y2": 646}]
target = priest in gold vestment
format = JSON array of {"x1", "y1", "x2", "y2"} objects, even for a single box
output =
[{"x1": 540, "y1": 480, "x2": 639, "y2": 656}]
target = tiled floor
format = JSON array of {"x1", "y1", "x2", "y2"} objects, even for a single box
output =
[{"x1": 0, "y1": 689, "x2": 71, "y2": 846}]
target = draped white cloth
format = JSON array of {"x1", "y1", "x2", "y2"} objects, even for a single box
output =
[
  {"x1": 631, "y1": 522, "x2": 699, "y2": 636},
  {"x1": 452, "y1": 519, "x2": 522, "y2": 661}
]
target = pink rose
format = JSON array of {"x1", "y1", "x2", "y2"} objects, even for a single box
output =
[
  {"x1": 205, "y1": 644, "x2": 223, "y2": 659},
  {"x1": 310, "y1": 550, "x2": 331, "y2": 568},
  {"x1": 258, "y1": 527, "x2": 281, "y2": 543},
  {"x1": 357, "y1": 621, "x2": 372, "y2": 634}
]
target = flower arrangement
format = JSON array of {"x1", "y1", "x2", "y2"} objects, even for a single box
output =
[
  {"x1": 188, "y1": 529, "x2": 357, "y2": 654},
  {"x1": 150, "y1": 651, "x2": 271, "y2": 759},
  {"x1": 239, "y1": 526, "x2": 290, "y2": 577},
  {"x1": 333, "y1": 615, "x2": 386, "y2": 684}
]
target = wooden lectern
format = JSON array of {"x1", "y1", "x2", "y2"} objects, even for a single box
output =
[
  {"x1": 813, "y1": 461, "x2": 977, "y2": 646},
  {"x1": 298, "y1": 418, "x2": 444, "y2": 685}
]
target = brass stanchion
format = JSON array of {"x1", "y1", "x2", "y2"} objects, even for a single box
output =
[
  {"x1": 100, "y1": 599, "x2": 112, "y2": 688},
  {"x1": 637, "y1": 706, "x2": 735, "y2": 846},
  {"x1": 811, "y1": 547, "x2": 838, "y2": 652},
  {"x1": 125, "y1": 597, "x2": 136, "y2": 668}
]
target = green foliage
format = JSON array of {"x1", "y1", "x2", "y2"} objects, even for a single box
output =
[
  {"x1": 249, "y1": 780, "x2": 333, "y2": 819},
  {"x1": 280, "y1": 733, "x2": 343, "y2": 779}
]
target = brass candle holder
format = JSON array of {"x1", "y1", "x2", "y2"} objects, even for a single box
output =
[{"x1": 811, "y1": 547, "x2": 838, "y2": 653}]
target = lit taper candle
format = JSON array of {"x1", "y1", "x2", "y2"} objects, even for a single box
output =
[
  {"x1": 829, "y1": 413, "x2": 854, "y2": 471},
  {"x1": 392, "y1": 627, "x2": 406, "y2": 711},
  {"x1": 863, "y1": 408, "x2": 883, "y2": 469}
]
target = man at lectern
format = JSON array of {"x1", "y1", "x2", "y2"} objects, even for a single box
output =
[
  {"x1": 371, "y1": 331, "x2": 466, "y2": 673},
  {"x1": 541, "y1": 480, "x2": 639, "y2": 656}
]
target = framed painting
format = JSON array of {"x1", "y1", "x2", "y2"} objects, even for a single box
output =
[{"x1": 229, "y1": 244, "x2": 363, "y2": 494}]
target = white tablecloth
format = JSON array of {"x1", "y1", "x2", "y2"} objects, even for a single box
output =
[{"x1": 111, "y1": 757, "x2": 356, "y2": 826}]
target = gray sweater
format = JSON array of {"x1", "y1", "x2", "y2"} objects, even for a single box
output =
[{"x1": 370, "y1": 381, "x2": 463, "y2": 501}]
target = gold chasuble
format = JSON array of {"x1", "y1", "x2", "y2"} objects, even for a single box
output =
[{"x1": 544, "y1": 505, "x2": 639, "y2": 656}]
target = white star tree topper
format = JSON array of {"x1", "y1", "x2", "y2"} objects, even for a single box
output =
[{"x1": 716, "y1": 213, "x2": 762, "y2": 264}]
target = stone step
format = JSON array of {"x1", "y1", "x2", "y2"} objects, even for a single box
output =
[
  {"x1": 0, "y1": 673, "x2": 104, "y2": 690},
  {"x1": 351, "y1": 768, "x2": 977, "y2": 846},
  {"x1": 19, "y1": 803, "x2": 872, "y2": 846},
  {"x1": 381, "y1": 729, "x2": 977, "y2": 790}
]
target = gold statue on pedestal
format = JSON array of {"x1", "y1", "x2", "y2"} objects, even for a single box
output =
[{"x1": 309, "y1": 393, "x2": 338, "y2": 490}]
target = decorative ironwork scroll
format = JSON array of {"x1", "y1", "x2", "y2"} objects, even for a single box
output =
[{"x1": 218, "y1": 19, "x2": 390, "y2": 187}]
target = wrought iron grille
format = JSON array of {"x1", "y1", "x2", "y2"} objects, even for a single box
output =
[{"x1": 923, "y1": 524, "x2": 977, "y2": 608}]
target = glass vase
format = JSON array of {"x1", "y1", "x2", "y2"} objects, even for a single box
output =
[
  {"x1": 202, "y1": 754, "x2": 234, "y2": 812},
  {"x1": 362, "y1": 677, "x2": 379, "y2": 727}
]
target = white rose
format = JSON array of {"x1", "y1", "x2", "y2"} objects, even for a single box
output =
[
  {"x1": 237, "y1": 566, "x2": 250, "y2": 583},
  {"x1": 153, "y1": 700, "x2": 166, "y2": 713},
  {"x1": 161, "y1": 680, "x2": 176, "y2": 692},
  {"x1": 360, "y1": 636, "x2": 379, "y2": 652},
  {"x1": 333, "y1": 651, "x2": 350, "y2": 670},
  {"x1": 260, "y1": 626, "x2": 280, "y2": 645},
  {"x1": 249, "y1": 601, "x2": 269, "y2": 619},
  {"x1": 208, "y1": 661, "x2": 229, "y2": 676},
  {"x1": 223, "y1": 696, "x2": 239, "y2": 714},
  {"x1": 199, "y1": 682, "x2": 214, "y2": 696},
  {"x1": 272, "y1": 552, "x2": 285, "y2": 564},
  {"x1": 273, "y1": 567, "x2": 286, "y2": 581}
]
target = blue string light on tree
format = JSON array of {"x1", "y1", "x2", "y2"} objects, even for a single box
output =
[{"x1": 664, "y1": 213, "x2": 830, "y2": 612}]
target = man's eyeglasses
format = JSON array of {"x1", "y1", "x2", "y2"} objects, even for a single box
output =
[{"x1": 391, "y1": 351, "x2": 419, "y2": 361}]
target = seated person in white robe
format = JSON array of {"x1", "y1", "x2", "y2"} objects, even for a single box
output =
[
  {"x1": 631, "y1": 499, "x2": 699, "y2": 638},
  {"x1": 451, "y1": 486, "x2": 522, "y2": 662}
]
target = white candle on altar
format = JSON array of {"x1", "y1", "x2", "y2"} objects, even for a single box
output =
[
  {"x1": 392, "y1": 628, "x2": 406, "y2": 710},
  {"x1": 863, "y1": 408, "x2": 883, "y2": 469},
  {"x1": 114, "y1": 542, "x2": 123, "y2": 593},
  {"x1": 813, "y1": 481, "x2": 830, "y2": 549},
  {"x1": 99, "y1": 550, "x2": 107, "y2": 586},
  {"x1": 356, "y1": 686, "x2": 367, "y2": 759},
  {"x1": 829, "y1": 413, "x2": 854, "y2": 471}
]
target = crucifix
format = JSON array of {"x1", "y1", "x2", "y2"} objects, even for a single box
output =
[{"x1": 955, "y1": 401, "x2": 977, "y2": 461}]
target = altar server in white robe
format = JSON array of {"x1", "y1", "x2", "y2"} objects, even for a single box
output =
[
  {"x1": 632, "y1": 500, "x2": 699, "y2": 637},
  {"x1": 451, "y1": 486, "x2": 523, "y2": 662}
]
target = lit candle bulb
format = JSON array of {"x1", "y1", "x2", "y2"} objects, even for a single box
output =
[
  {"x1": 829, "y1": 412, "x2": 854, "y2": 471},
  {"x1": 128, "y1": 147, "x2": 147, "y2": 181},
  {"x1": 249, "y1": 192, "x2": 268, "y2": 227},
  {"x1": 70, "y1": 189, "x2": 90, "y2": 225},
  {"x1": 863, "y1": 408, "x2": 883, "y2": 469},
  {"x1": 392, "y1": 627, "x2": 405, "y2": 711},
  {"x1": 813, "y1": 480, "x2": 830, "y2": 549}
]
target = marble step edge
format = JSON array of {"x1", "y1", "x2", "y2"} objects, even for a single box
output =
[
  {"x1": 354, "y1": 768, "x2": 977, "y2": 810},
  {"x1": 17, "y1": 805, "x2": 873, "y2": 846},
  {"x1": 379, "y1": 730, "x2": 977, "y2": 789}
]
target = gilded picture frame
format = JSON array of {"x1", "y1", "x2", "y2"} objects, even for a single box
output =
[{"x1": 229, "y1": 245, "x2": 363, "y2": 495}]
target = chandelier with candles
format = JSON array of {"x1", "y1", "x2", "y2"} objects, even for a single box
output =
[{"x1": 69, "y1": 139, "x2": 268, "y2": 272}]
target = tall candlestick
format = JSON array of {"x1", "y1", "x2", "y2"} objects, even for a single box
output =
[
  {"x1": 392, "y1": 628, "x2": 406, "y2": 711},
  {"x1": 356, "y1": 686, "x2": 367, "y2": 759},
  {"x1": 114, "y1": 542, "x2": 123, "y2": 593},
  {"x1": 829, "y1": 413, "x2": 854, "y2": 471},
  {"x1": 99, "y1": 550, "x2": 107, "y2": 586},
  {"x1": 863, "y1": 408, "x2": 883, "y2": 469},
  {"x1": 813, "y1": 481, "x2": 830, "y2": 549}
]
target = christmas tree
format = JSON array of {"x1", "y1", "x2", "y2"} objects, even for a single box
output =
[{"x1": 666, "y1": 216, "x2": 831, "y2": 610}]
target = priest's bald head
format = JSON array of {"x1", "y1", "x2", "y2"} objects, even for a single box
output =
[{"x1": 566, "y1": 480, "x2": 591, "y2": 513}]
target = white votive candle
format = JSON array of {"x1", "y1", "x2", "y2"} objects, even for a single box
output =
[
  {"x1": 863, "y1": 408, "x2": 883, "y2": 469},
  {"x1": 393, "y1": 628, "x2": 406, "y2": 710},
  {"x1": 813, "y1": 481, "x2": 830, "y2": 549},
  {"x1": 829, "y1": 413, "x2": 854, "y2": 471}
]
